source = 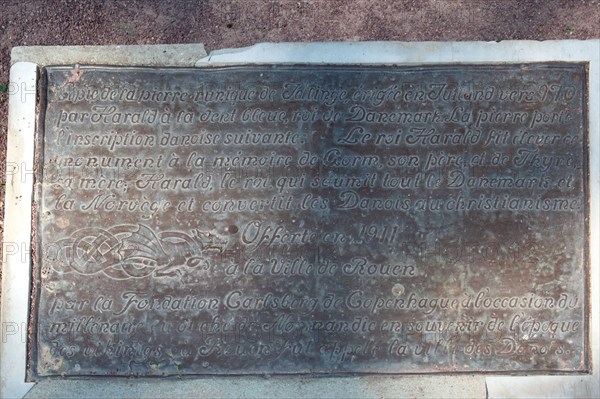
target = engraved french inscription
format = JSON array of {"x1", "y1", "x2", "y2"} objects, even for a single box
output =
[{"x1": 29, "y1": 65, "x2": 589, "y2": 378}]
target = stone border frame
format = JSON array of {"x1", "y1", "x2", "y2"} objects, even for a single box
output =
[{"x1": 2, "y1": 41, "x2": 598, "y2": 398}]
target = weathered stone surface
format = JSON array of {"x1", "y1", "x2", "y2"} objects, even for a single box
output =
[{"x1": 29, "y1": 64, "x2": 589, "y2": 378}]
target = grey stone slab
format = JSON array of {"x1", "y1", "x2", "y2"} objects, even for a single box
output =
[
  {"x1": 12, "y1": 44, "x2": 207, "y2": 67},
  {"x1": 24, "y1": 376, "x2": 485, "y2": 399},
  {"x1": 195, "y1": 40, "x2": 599, "y2": 66},
  {"x1": 3, "y1": 40, "x2": 598, "y2": 399},
  {"x1": 1, "y1": 61, "x2": 37, "y2": 399}
]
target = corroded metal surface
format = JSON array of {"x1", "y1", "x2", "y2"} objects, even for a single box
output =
[{"x1": 29, "y1": 65, "x2": 589, "y2": 378}]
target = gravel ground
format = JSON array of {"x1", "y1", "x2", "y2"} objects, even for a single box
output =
[{"x1": 0, "y1": 0, "x2": 598, "y2": 288}]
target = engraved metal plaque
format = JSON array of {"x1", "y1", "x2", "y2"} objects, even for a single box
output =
[{"x1": 29, "y1": 64, "x2": 589, "y2": 378}]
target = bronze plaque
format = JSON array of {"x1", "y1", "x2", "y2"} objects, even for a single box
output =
[{"x1": 29, "y1": 64, "x2": 589, "y2": 378}]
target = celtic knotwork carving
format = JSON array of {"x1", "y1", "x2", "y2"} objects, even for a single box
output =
[{"x1": 46, "y1": 224, "x2": 227, "y2": 279}]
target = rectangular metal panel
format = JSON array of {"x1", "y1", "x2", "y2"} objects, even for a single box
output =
[{"x1": 29, "y1": 64, "x2": 589, "y2": 378}]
